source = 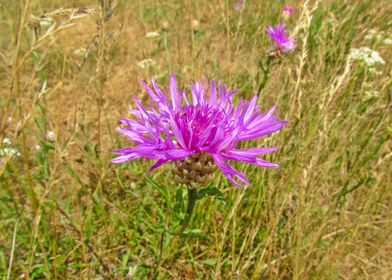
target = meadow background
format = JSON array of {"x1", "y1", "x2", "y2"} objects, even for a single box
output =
[{"x1": 0, "y1": 0, "x2": 391, "y2": 279}]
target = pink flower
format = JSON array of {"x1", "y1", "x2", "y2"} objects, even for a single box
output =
[
  {"x1": 283, "y1": 6, "x2": 294, "y2": 16},
  {"x1": 234, "y1": 0, "x2": 244, "y2": 11}
]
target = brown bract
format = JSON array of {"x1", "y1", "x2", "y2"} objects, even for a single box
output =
[{"x1": 173, "y1": 152, "x2": 217, "y2": 188}]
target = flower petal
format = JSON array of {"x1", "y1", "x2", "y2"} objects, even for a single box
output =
[
  {"x1": 111, "y1": 153, "x2": 140, "y2": 163},
  {"x1": 220, "y1": 148, "x2": 279, "y2": 168},
  {"x1": 170, "y1": 73, "x2": 180, "y2": 110},
  {"x1": 213, "y1": 154, "x2": 250, "y2": 188}
]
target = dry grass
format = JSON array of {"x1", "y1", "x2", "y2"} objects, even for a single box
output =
[{"x1": 0, "y1": 0, "x2": 391, "y2": 279}]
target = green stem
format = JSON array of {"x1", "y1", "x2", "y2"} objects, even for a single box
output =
[
  {"x1": 153, "y1": 186, "x2": 198, "y2": 278},
  {"x1": 179, "y1": 186, "x2": 198, "y2": 236},
  {"x1": 257, "y1": 57, "x2": 273, "y2": 95},
  {"x1": 152, "y1": 230, "x2": 165, "y2": 280}
]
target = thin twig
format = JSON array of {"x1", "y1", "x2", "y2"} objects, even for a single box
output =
[
  {"x1": 152, "y1": 231, "x2": 165, "y2": 280},
  {"x1": 6, "y1": 222, "x2": 18, "y2": 280}
]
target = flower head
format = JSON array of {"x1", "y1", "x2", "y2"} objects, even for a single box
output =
[
  {"x1": 234, "y1": 0, "x2": 244, "y2": 11},
  {"x1": 112, "y1": 75, "x2": 287, "y2": 188},
  {"x1": 282, "y1": 6, "x2": 294, "y2": 17},
  {"x1": 0, "y1": 138, "x2": 20, "y2": 160},
  {"x1": 266, "y1": 23, "x2": 296, "y2": 53},
  {"x1": 348, "y1": 47, "x2": 385, "y2": 67}
]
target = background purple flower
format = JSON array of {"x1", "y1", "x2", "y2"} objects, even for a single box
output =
[
  {"x1": 266, "y1": 23, "x2": 296, "y2": 53},
  {"x1": 113, "y1": 74, "x2": 287, "y2": 187},
  {"x1": 234, "y1": 0, "x2": 244, "y2": 11}
]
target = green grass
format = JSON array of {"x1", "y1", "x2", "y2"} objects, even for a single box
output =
[{"x1": 0, "y1": 0, "x2": 391, "y2": 279}]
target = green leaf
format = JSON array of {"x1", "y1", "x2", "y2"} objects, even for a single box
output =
[
  {"x1": 182, "y1": 229, "x2": 210, "y2": 239},
  {"x1": 84, "y1": 211, "x2": 94, "y2": 239},
  {"x1": 39, "y1": 140, "x2": 55, "y2": 151},
  {"x1": 143, "y1": 219, "x2": 165, "y2": 233},
  {"x1": 173, "y1": 186, "x2": 185, "y2": 220},
  {"x1": 146, "y1": 176, "x2": 172, "y2": 207},
  {"x1": 202, "y1": 258, "x2": 217, "y2": 266},
  {"x1": 122, "y1": 249, "x2": 132, "y2": 270},
  {"x1": 62, "y1": 158, "x2": 85, "y2": 188},
  {"x1": 196, "y1": 185, "x2": 225, "y2": 202}
]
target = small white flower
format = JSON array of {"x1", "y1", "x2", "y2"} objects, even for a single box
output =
[
  {"x1": 46, "y1": 131, "x2": 56, "y2": 142},
  {"x1": 348, "y1": 47, "x2": 385, "y2": 67},
  {"x1": 2, "y1": 138, "x2": 11, "y2": 145},
  {"x1": 191, "y1": 19, "x2": 200, "y2": 30},
  {"x1": 137, "y1": 59, "x2": 156, "y2": 69},
  {"x1": 0, "y1": 148, "x2": 20, "y2": 158},
  {"x1": 160, "y1": 20, "x2": 170, "y2": 30},
  {"x1": 145, "y1": 31, "x2": 160, "y2": 38}
]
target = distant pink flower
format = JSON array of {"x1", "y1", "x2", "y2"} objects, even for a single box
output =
[
  {"x1": 234, "y1": 0, "x2": 244, "y2": 11},
  {"x1": 266, "y1": 23, "x2": 296, "y2": 53},
  {"x1": 283, "y1": 6, "x2": 294, "y2": 16}
]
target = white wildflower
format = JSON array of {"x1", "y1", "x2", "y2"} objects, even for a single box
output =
[
  {"x1": 2, "y1": 138, "x2": 11, "y2": 145},
  {"x1": 46, "y1": 130, "x2": 56, "y2": 142},
  {"x1": 160, "y1": 20, "x2": 170, "y2": 30},
  {"x1": 0, "y1": 139, "x2": 20, "y2": 159},
  {"x1": 0, "y1": 148, "x2": 20, "y2": 158},
  {"x1": 348, "y1": 47, "x2": 385, "y2": 67},
  {"x1": 137, "y1": 59, "x2": 156, "y2": 69},
  {"x1": 191, "y1": 19, "x2": 200, "y2": 30}
]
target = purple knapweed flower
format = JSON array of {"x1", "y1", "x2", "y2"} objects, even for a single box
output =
[
  {"x1": 266, "y1": 23, "x2": 296, "y2": 53},
  {"x1": 282, "y1": 6, "x2": 294, "y2": 16},
  {"x1": 234, "y1": 0, "x2": 244, "y2": 11},
  {"x1": 112, "y1": 75, "x2": 287, "y2": 188}
]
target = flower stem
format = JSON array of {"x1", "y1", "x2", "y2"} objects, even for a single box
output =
[
  {"x1": 152, "y1": 230, "x2": 165, "y2": 279},
  {"x1": 257, "y1": 57, "x2": 273, "y2": 95},
  {"x1": 153, "y1": 186, "x2": 198, "y2": 278},
  {"x1": 179, "y1": 186, "x2": 198, "y2": 236}
]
